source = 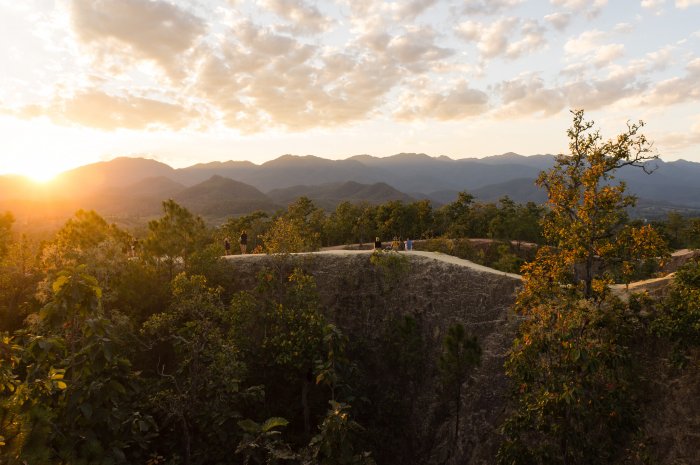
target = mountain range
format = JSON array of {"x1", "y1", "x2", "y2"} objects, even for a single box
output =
[{"x1": 1, "y1": 152, "x2": 699, "y2": 225}]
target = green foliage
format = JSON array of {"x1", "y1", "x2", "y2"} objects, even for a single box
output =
[
  {"x1": 142, "y1": 272, "x2": 251, "y2": 465},
  {"x1": 438, "y1": 324, "x2": 481, "y2": 387},
  {"x1": 440, "y1": 192, "x2": 476, "y2": 238},
  {"x1": 347, "y1": 315, "x2": 427, "y2": 465},
  {"x1": 142, "y1": 200, "x2": 209, "y2": 276},
  {"x1": 260, "y1": 197, "x2": 326, "y2": 253},
  {"x1": 651, "y1": 260, "x2": 700, "y2": 367},
  {"x1": 263, "y1": 217, "x2": 312, "y2": 254},
  {"x1": 490, "y1": 244, "x2": 524, "y2": 274},
  {"x1": 654, "y1": 212, "x2": 700, "y2": 250},
  {"x1": 414, "y1": 237, "x2": 455, "y2": 255},
  {"x1": 220, "y1": 210, "x2": 271, "y2": 253},
  {"x1": 0, "y1": 334, "x2": 20, "y2": 395},
  {"x1": 315, "y1": 324, "x2": 351, "y2": 402},
  {"x1": 0, "y1": 211, "x2": 14, "y2": 258},
  {"x1": 236, "y1": 417, "x2": 296, "y2": 465},
  {"x1": 499, "y1": 297, "x2": 639, "y2": 465},
  {"x1": 38, "y1": 210, "x2": 133, "y2": 312},
  {"x1": 499, "y1": 111, "x2": 664, "y2": 465},
  {"x1": 2, "y1": 268, "x2": 153, "y2": 465},
  {"x1": 369, "y1": 250, "x2": 409, "y2": 283},
  {"x1": 531, "y1": 109, "x2": 664, "y2": 299},
  {"x1": 438, "y1": 323, "x2": 481, "y2": 440},
  {"x1": 231, "y1": 268, "x2": 327, "y2": 437},
  {"x1": 0, "y1": 234, "x2": 42, "y2": 332},
  {"x1": 303, "y1": 401, "x2": 375, "y2": 465},
  {"x1": 323, "y1": 202, "x2": 363, "y2": 247}
]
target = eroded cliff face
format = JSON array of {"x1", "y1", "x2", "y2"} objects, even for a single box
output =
[
  {"x1": 224, "y1": 251, "x2": 522, "y2": 465},
  {"x1": 222, "y1": 252, "x2": 700, "y2": 465}
]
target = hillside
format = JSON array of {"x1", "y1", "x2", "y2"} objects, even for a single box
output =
[
  {"x1": 267, "y1": 181, "x2": 415, "y2": 209},
  {"x1": 173, "y1": 175, "x2": 278, "y2": 216}
]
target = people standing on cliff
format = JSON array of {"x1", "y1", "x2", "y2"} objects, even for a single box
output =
[
  {"x1": 406, "y1": 237, "x2": 413, "y2": 251},
  {"x1": 224, "y1": 237, "x2": 231, "y2": 255},
  {"x1": 391, "y1": 237, "x2": 399, "y2": 251},
  {"x1": 374, "y1": 236, "x2": 382, "y2": 250},
  {"x1": 239, "y1": 230, "x2": 248, "y2": 254}
]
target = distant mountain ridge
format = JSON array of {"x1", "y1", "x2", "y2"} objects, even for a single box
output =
[
  {"x1": 1, "y1": 153, "x2": 699, "y2": 223},
  {"x1": 268, "y1": 181, "x2": 415, "y2": 210}
]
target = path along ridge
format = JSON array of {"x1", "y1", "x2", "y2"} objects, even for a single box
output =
[{"x1": 224, "y1": 249, "x2": 523, "y2": 281}]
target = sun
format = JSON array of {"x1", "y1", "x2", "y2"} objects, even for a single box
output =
[
  {"x1": 26, "y1": 167, "x2": 60, "y2": 183},
  {"x1": 1, "y1": 160, "x2": 62, "y2": 183}
]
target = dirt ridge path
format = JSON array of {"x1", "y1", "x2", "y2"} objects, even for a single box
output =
[{"x1": 225, "y1": 249, "x2": 523, "y2": 280}]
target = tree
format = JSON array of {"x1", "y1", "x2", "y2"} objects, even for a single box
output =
[
  {"x1": 488, "y1": 196, "x2": 518, "y2": 241},
  {"x1": 0, "y1": 212, "x2": 14, "y2": 259},
  {"x1": 524, "y1": 109, "x2": 665, "y2": 300},
  {"x1": 440, "y1": 192, "x2": 475, "y2": 238},
  {"x1": 285, "y1": 197, "x2": 324, "y2": 249},
  {"x1": 2, "y1": 266, "x2": 153, "y2": 464},
  {"x1": 220, "y1": 210, "x2": 271, "y2": 254},
  {"x1": 663, "y1": 212, "x2": 686, "y2": 249},
  {"x1": 39, "y1": 210, "x2": 133, "y2": 313},
  {"x1": 142, "y1": 273, "x2": 250, "y2": 465},
  {"x1": 0, "y1": 234, "x2": 42, "y2": 332},
  {"x1": 231, "y1": 268, "x2": 326, "y2": 436},
  {"x1": 499, "y1": 297, "x2": 638, "y2": 465},
  {"x1": 499, "y1": 111, "x2": 667, "y2": 465},
  {"x1": 651, "y1": 260, "x2": 700, "y2": 367},
  {"x1": 324, "y1": 202, "x2": 361, "y2": 246},
  {"x1": 438, "y1": 323, "x2": 481, "y2": 442},
  {"x1": 262, "y1": 217, "x2": 309, "y2": 254},
  {"x1": 142, "y1": 200, "x2": 209, "y2": 278}
]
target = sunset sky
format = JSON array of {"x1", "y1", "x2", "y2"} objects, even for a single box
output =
[{"x1": 1, "y1": 0, "x2": 699, "y2": 181}]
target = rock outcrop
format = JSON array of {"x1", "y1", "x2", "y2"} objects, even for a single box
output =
[{"x1": 224, "y1": 251, "x2": 521, "y2": 465}]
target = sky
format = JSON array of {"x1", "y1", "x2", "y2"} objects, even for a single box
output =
[{"x1": 1, "y1": 0, "x2": 699, "y2": 181}]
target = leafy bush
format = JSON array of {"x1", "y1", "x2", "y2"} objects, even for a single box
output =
[{"x1": 651, "y1": 260, "x2": 700, "y2": 367}]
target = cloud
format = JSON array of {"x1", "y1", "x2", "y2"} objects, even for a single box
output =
[
  {"x1": 240, "y1": 55, "x2": 402, "y2": 131},
  {"x1": 190, "y1": 23, "x2": 404, "y2": 133},
  {"x1": 234, "y1": 20, "x2": 303, "y2": 56},
  {"x1": 564, "y1": 30, "x2": 625, "y2": 67},
  {"x1": 394, "y1": 80, "x2": 489, "y2": 121},
  {"x1": 676, "y1": 0, "x2": 700, "y2": 8},
  {"x1": 563, "y1": 76, "x2": 644, "y2": 110},
  {"x1": 495, "y1": 74, "x2": 567, "y2": 117},
  {"x1": 455, "y1": 17, "x2": 547, "y2": 60},
  {"x1": 69, "y1": 0, "x2": 205, "y2": 78},
  {"x1": 658, "y1": 118, "x2": 700, "y2": 150},
  {"x1": 551, "y1": 0, "x2": 608, "y2": 17},
  {"x1": 261, "y1": 0, "x2": 333, "y2": 34},
  {"x1": 459, "y1": 0, "x2": 524, "y2": 15},
  {"x1": 642, "y1": 58, "x2": 700, "y2": 105},
  {"x1": 385, "y1": 26, "x2": 454, "y2": 70},
  {"x1": 17, "y1": 89, "x2": 199, "y2": 130},
  {"x1": 544, "y1": 12, "x2": 571, "y2": 31},
  {"x1": 613, "y1": 22, "x2": 634, "y2": 33},
  {"x1": 386, "y1": 0, "x2": 439, "y2": 21},
  {"x1": 641, "y1": 0, "x2": 665, "y2": 8},
  {"x1": 338, "y1": 0, "x2": 438, "y2": 34},
  {"x1": 494, "y1": 64, "x2": 651, "y2": 116}
]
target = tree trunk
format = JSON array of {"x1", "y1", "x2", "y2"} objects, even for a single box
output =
[
  {"x1": 181, "y1": 416, "x2": 191, "y2": 465},
  {"x1": 302, "y1": 377, "x2": 311, "y2": 435},
  {"x1": 455, "y1": 382, "x2": 461, "y2": 441}
]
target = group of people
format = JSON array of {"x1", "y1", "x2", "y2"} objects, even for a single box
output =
[
  {"x1": 374, "y1": 236, "x2": 413, "y2": 251},
  {"x1": 225, "y1": 232, "x2": 413, "y2": 255},
  {"x1": 224, "y1": 230, "x2": 248, "y2": 256}
]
